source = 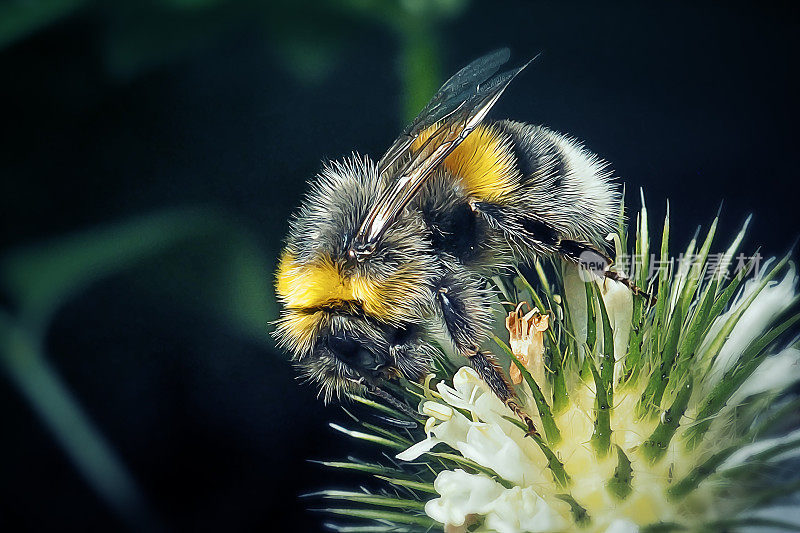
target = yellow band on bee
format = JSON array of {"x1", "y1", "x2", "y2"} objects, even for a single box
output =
[
  {"x1": 276, "y1": 252, "x2": 352, "y2": 308},
  {"x1": 276, "y1": 251, "x2": 411, "y2": 319},
  {"x1": 412, "y1": 122, "x2": 519, "y2": 202}
]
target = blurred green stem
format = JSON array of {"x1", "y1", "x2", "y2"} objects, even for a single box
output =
[
  {"x1": 0, "y1": 208, "x2": 274, "y2": 529},
  {"x1": 0, "y1": 0, "x2": 87, "y2": 49},
  {"x1": 398, "y1": 25, "x2": 440, "y2": 121},
  {"x1": 0, "y1": 311, "x2": 158, "y2": 531}
]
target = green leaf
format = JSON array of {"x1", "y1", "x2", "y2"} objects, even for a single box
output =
[
  {"x1": 430, "y1": 452, "x2": 515, "y2": 489},
  {"x1": 2, "y1": 210, "x2": 202, "y2": 324},
  {"x1": 751, "y1": 397, "x2": 800, "y2": 438},
  {"x1": 0, "y1": 313, "x2": 156, "y2": 530},
  {"x1": 696, "y1": 252, "x2": 783, "y2": 381},
  {"x1": 676, "y1": 213, "x2": 750, "y2": 375},
  {"x1": 643, "y1": 203, "x2": 671, "y2": 377},
  {"x1": 360, "y1": 423, "x2": 413, "y2": 447},
  {"x1": 719, "y1": 432, "x2": 800, "y2": 479},
  {"x1": 637, "y1": 301, "x2": 683, "y2": 420},
  {"x1": 588, "y1": 361, "x2": 612, "y2": 457},
  {"x1": 490, "y1": 275, "x2": 516, "y2": 306},
  {"x1": 588, "y1": 284, "x2": 614, "y2": 457},
  {"x1": 310, "y1": 490, "x2": 426, "y2": 510},
  {"x1": 398, "y1": 28, "x2": 440, "y2": 122},
  {"x1": 594, "y1": 284, "x2": 614, "y2": 401},
  {"x1": 702, "y1": 252, "x2": 755, "y2": 334},
  {"x1": 672, "y1": 409, "x2": 800, "y2": 499},
  {"x1": 714, "y1": 215, "x2": 751, "y2": 289},
  {"x1": 616, "y1": 187, "x2": 628, "y2": 255},
  {"x1": 668, "y1": 445, "x2": 738, "y2": 499},
  {"x1": 672, "y1": 275, "x2": 719, "y2": 384},
  {"x1": 313, "y1": 459, "x2": 405, "y2": 477},
  {"x1": 533, "y1": 259, "x2": 554, "y2": 303},
  {"x1": 0, "y1": 209, "x2": 275, "y2": 338},
  {"x1": 316, "y1": 508, "x2": 437, "y2": 527},
  {"x1": 585, "y1": 281, "x2": 597, "y2": 352},
  {"x1": 623, "y1": 295, "x2": 645, "y2": 385},
  {"x1": 653, "y1": 202, "x2": 671, "y2": 335},
  {"x1": 375, "y1": 476, "x2": 437, "y2": 495},
  {"x1": 636, "y1": 189, "x2": 650, "y2": 290},
  {"x1": 329, "y1": 424, "x2": 406, "y2": 451},
  {"x1": 0, "y1": 0, "x2": 87, "y2": 49},
  {"x1": 667, "y1": 229, "x2": 697, "y2": 317},
  {"x1": 345, "y1": 393, "x2": 418, "y2": 422},
  {"x1": 324, "y1": 525, "x2": 420, "y2": 533},
  {"x1": 547, "y1": 332, "x2": 569, "y2": 415},
  {"x1": 675, "y1": 217, "x2": 718, "y2": 323}
]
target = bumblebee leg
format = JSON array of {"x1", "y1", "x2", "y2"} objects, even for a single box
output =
[
  {"x1": 472, "y1": 200, "x2": 654, "y2": 304},
  {"x1": 434, "y1": 268, "x2": 540, "y2": 437},
  {"x1": 466, "y1": 349, "x2": 540, "y2": 437},
  {"x1": 558, "y1": 239, "x2": 656, "y2": 305}
]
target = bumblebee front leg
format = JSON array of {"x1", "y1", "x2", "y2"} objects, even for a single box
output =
[
  {"x1": 465, "y1": 349, "x2": 539, "y2": 437},
  {"x1": 434, "y1": 268, "x2": 540, "y2": 437}
]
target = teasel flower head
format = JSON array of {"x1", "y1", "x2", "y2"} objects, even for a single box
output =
[{"x1": 308, "y1": 199, "x2": 800, "y2": 532}]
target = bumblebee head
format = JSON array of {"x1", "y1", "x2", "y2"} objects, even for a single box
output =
[
  {"x1": 275, "y1": 308, "x2": 434, "y2": 401},
  {"x1": 273, "y1": 155, "x2": 439, "y2": 400}
]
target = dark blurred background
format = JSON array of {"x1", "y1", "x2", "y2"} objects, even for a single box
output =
[{"x1": 1, "y1": 1, "x2": 797, "y2": 531}]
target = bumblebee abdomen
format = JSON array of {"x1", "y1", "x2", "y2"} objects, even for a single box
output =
[{"x1": 496, "y1": 120, "x2": 620, "y2": 245}]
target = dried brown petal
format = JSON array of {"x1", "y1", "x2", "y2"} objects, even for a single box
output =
[{"x1": 505, "y1": 303, "x2": 549, "y2": 385}]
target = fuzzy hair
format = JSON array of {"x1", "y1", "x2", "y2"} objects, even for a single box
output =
[
  {"x1": 287, "y1": 309, "x2": 438, "y2": 403},
  {"x1": 281, "y1": 154, "x2": 439, "y2": 324},
  {"x1": 413, "y1": 171, "x2": 515, "y2": 272},
  {"x1": 496, "y1": 120, "x2": 621, "y2": 247},
  {"x1": 432, "y1": 259, "x2": 497, "y2": 353},
  {"x1": 275, "y1": 121, "x2": 623, "y2": 400},
  {"x1": 274, "y1": 155, "x2": 441, "y2": 399}
]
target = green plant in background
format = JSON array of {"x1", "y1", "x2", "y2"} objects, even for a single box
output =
[
  {"x1": 310, "y1": 200, "x2": 800, "y2": 532},
  {"x1": 1, "y1": 1, "x2": 463, "y2": 527},
  {"x1": 0, "y1": 208, "x2": 275, "y2": 530},
  {"x1": 0, "y1": 0, "x2": 466, "y2": 120}
]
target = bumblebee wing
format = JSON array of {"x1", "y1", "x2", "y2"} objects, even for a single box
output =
[
  {"x1": 352, "y1": 49, "x2": 532, "y2": 258},
  {"x1": 377, "y1": 48, "x2": 512, "y2": 174}
]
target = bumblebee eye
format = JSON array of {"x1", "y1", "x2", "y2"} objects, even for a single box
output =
[{"x1": 326, "y1": 333, "x2": 376, "y2": 370}]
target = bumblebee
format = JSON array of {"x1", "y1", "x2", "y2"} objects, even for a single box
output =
[{"x1": 274, "y1": 49, "x2": 643, "y2": 432}]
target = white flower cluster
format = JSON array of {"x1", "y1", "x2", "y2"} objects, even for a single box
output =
[
  {"x1": 397, "y1": 367, "x2": 539, "y2": 484},
  {"x1": 398, "y1": 366, "x2": 641, "y2": 533},
  {"x1": 427, "y1": 469, "x2": 562, "y2": 533}
]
